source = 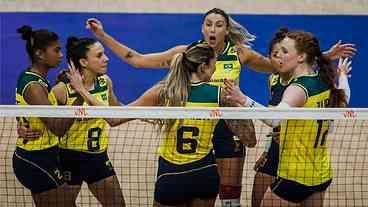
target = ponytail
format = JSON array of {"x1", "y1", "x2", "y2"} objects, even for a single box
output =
[
  {"x1": 317, "y1": 54, "x2": 347, "y2": 107},
  {"x1": 157, "y1": 43, "x2": 215, "y2": 132},
  {"x1": 227, "y1": 16, "x2": 256, "y2": 45}
]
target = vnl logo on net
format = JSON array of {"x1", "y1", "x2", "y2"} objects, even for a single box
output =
[
  {"x1": 210, "y1": 109, "x2": 222, "y2": 118},
  {"x1": 74, "y1": 107, "x2": 88, "y2": 117},
  {"x1": 343, "y1": 110, "x2": 357, "y2": 118}
]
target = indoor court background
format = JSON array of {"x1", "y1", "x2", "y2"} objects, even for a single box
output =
[{"x1": 1, "y1": 0, "x2": 368, "y2": 206}]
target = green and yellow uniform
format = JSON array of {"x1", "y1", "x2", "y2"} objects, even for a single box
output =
[
  {"x1": 158, "y1": 82, "x2": 220, "y2": 165},
  {"x1": 278, "y1": 72, "x2": 332, "y2": 186},
  {"x1": 15, "y1": 71, "x2": 58, "y2": 151},
  {"x1": 268, "y1": 73, "x2": 291, "y2": 107},
  {"x1": 209, "y1": 40, "x2": 242, "y2": 87},
  {"x1": 14, "y1": 70, "x2": 64, "y2": 193},
  {"x1": 59, "y1": 75, "x2": 109, "y2": 153}
]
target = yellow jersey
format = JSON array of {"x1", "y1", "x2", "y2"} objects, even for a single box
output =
[
  {"x1": 194, "y1": 40, "x2": 241, "y2": 87},
  {"x1": 278, "y1": 72, "x2": 332, "y2": 186},
  {"x1": 15, "y1": 70, "x2": 59, "y2": 151},
  {"x1": 158, "y1": 82, "x2": 220, "y2": 164},
  {"x1": 58, "y1": 75, "x2": 110, "y2": 153}
]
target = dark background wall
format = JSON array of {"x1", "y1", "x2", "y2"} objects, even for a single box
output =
[{"x1": 0, "y1": 13, "x2": 366, "y2": 106}]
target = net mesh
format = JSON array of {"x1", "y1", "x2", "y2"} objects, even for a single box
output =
[{"x1": 0, "y1": 106, "x2": 367, "y2": 206}]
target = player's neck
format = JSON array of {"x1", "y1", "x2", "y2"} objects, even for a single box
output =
[
  {"x1": 190, "y1": 73, "x2": 202, "y2": 83},
  {"x1": 30, "y1": 63, "x2": 49, "y2": 78},
  {"x1": 279, "y1": 72, "x2": 292, "y2": 85},
  {"x1": 214, "y1": 42, "x2": 225, "y2": 55},
  {"x1": 82, "y1": 69, "x2": 96, "y2": 90},
  {"x1": 293, "y1": 64, "x2": 314, "y2": 78}
]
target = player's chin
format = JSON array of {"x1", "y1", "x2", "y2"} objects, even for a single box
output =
[
  {"x1": 50, "y1": 61, "x2": 62, "y2": 68},
  {"x1": 98, "y1": 67, "x2": 108, "y2": 74},
  {"x1": 278, "y1": 66, "x2": 290, "y2": 74}
]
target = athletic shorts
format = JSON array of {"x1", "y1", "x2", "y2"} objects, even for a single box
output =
[
  {"x1": 12, "y1": 146, "x2": 64, "y2": 193},
  {"x1": 154, "y1": 153, "x2": 220, "y2": 205},
  {"x1": 271, "y1": 177, "x2": 332, "y2": 203},
  {"x1": 212, "y1": 120, "x2": 245, "y2": 158},
  {"x1": 59, "y1": 148, "x2": 116, "y2": 185},
  {"x1": 256, "y1": 139, "x2": 279, "y2": 176}
]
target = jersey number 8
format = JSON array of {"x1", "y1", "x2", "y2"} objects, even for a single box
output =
[{"x1": 87, "y1": 127, "x2": 102, "y2": 151}]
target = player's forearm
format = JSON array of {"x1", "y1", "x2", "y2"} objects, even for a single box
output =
[
  {"x1": 41, "y1": 117, "x2": 75, "y2": 137},
  {"x1": 97, "y1": 31, "x2": 143, "y2": 68},
  {"x1": 77, "y1": 88, "x2": 106, "y2": 107},
  {"x1": 338, "y1": 74, "x2": 351, "y2": 103},
  {"x1": 239, "y1": 95, "x2": 282, "y2": 128}
]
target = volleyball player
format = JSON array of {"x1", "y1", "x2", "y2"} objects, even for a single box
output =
[
  {"x1": 14, "y1": 25, "x2": 81, "y2": 207},
  {"x1": 251, "y1": 28, "x2": 353, "y2": 207},
  {"x1": 51, "y1": 36, "x2": 125, "y2": 207},
  {"x1": 224, "y1": 30, "x2": 347, "y2": 207}
]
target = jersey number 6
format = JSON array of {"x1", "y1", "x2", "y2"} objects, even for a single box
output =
[{"x1": 176, "y1": 126, "x2": 199, "y2": 154}]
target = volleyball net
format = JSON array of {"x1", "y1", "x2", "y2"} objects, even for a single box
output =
[{"x1": 0, "y1": 105, "x2": 367, "y2": 206}]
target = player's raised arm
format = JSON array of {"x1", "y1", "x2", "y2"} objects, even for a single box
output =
[{"x1": 86, "y1": 18, "x2": 186, "y2": 69}]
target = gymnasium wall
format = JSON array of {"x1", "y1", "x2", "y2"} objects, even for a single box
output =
[{"x1": 1, "y1": 0, "x2": 367, "y2": 106}]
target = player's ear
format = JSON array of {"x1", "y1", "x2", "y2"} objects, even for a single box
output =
[
  {"x1": 297, "y1": 53, "x2": 306, "y2": 64},
  {"x1": 35, "y1": 49, "x2": 44, "y2": 60},
  {"x1": 79, "y1": 58, "x2": 88, "y2": 68},
  {"x1": 198, "y1": 63, "x2": 206, "y2": 74}
]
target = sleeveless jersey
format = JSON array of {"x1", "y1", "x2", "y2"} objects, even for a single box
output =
[
  {"x1": 278, "y1": 72, "x2": 332, "y2": 186},
  {"x1": 58, "y1": 75, "x2": 110, "y2": 153},
  {"x1": 158, "y1": 82, "x2": 220, "y2": 165},
  {"x1": 194, "y1": 40, "x2": 241, "y2": 87},
  {"x1": 15, "y1": 70, "x2": 59, "y2": 151},
  {"x1": 268, "y1": 73, "x2": 290, "y2": 107}
]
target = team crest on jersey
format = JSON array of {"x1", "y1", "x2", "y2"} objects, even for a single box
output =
[
  {"x1": 97, "y1": 76, "x2": 107, "y2": 87},
  {"x1": 224, "y1": 63, "x2": 233, "y2": 71}
]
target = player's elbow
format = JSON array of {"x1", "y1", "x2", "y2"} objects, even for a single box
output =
[{"x1": 129, "y1": 55, "x2": 149, "y2": 68}]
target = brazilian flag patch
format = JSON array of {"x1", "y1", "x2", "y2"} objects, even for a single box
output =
[{"x1": 224, "y1": 63, "x2": 233, "y2": 71}]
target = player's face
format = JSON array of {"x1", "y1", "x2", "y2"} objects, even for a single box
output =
[
  {"x1": 202, "y1": 13, "x2": 229, "y2": 49},
  {"x1": 85, "y1": 42, "x2": 109, "y2": 74},
  {"x1": 270, "y1": 42, "x2": 284, "y2": 72},
  {"x1": 270, "y1": 42, "x2": 282, "y2": 63},
  {"x1": 42, "y1": 41, "x2": 63, "y2": 68},
  {"x1": 277, "y1": 37, "x2": 300, "y2": 74}
]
